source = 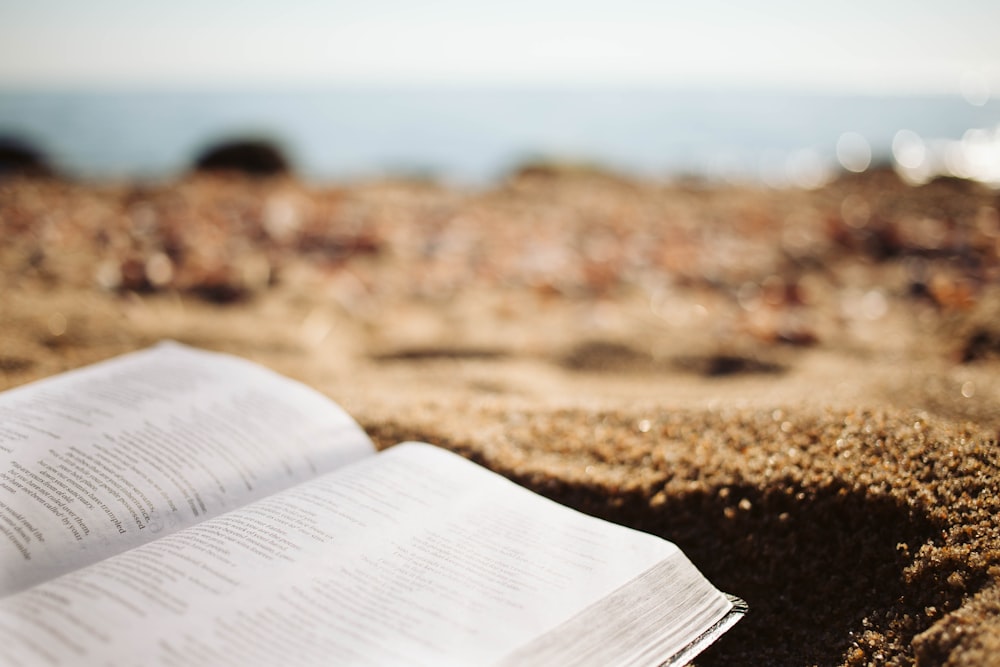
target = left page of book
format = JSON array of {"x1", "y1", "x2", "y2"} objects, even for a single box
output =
[{"x1": 0, "y1": 342, "x2": 374, "y2": 597}]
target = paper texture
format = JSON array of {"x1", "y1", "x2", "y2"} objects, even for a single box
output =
[
  {"x1": 0, "y1": 443, "x2": 733, "y2": 666},
  {"x1": 0, "y1": 343, "x2": 374, "y2": 596},
  {"x1": 0, "y1": 344, "x2": 744, "y2": 666}
]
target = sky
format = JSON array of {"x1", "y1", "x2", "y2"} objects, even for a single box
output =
[{"x1": 2, "y1": 0, "x2": 1000, "y2": 94}]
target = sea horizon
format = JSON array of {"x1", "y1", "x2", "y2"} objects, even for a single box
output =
[{"x1": 1, "y1": 85, "x2": 998, "y2": 186}]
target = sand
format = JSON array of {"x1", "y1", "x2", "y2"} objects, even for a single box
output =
[{"x1": 2, "y1": 169, "x2": 1000, "y2": 665}]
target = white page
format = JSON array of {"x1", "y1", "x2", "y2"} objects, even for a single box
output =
[
  {"x1": 0, "y1": 342, "x2": 374, "y2": 597},
  {"x1": 0, "y1": 443, "x2": 732, "y2": 667}
]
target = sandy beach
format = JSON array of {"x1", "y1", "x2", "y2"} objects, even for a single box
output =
[{"x1": 2, "y1": 169, "x2": 999, "y2": 665}]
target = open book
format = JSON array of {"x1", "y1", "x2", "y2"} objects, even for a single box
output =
[{"x1": 0, "y1": 342, "x2": 745, "y2": 666}]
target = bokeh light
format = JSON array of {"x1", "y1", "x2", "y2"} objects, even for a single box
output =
[
  {"x1": 892, "y1": 130, "x2": 926, "y2": 170},
  {"x1": 892, "y1": 129, "x2": 932, "y2": 184},
  {"x1": 785, "y1": 149, "x2": 832, "y2": 189},
  {"x1": 836, "y1": 132, "x2": 871, "y2": 173}
]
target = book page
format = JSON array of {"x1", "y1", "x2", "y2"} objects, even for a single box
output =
[
  {"x1": 0, "y1": 342, "x2": 374, "y2": 597},
  {"x1": 0, "y1": 443, "x2": 734, "y2": 666}
]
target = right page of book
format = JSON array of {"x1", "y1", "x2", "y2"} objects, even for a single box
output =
[{"x1": 0, "y1": 442, "x2": 739, "y2": 666}]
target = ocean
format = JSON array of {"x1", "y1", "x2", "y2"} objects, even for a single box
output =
[{"x1": 1, "y1": 87, "x2": 998, "y2": 184}]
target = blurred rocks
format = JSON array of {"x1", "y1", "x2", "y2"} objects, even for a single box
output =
[
  {"x1": 1, "y1": 168, "x2": 998, "y2": 354},
  {"x1": 192, "y1": 138, "x2": 291, "y2": 176},
  {"x1": 0, "y1": 136, "x2": 55, "y2": 178}
]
